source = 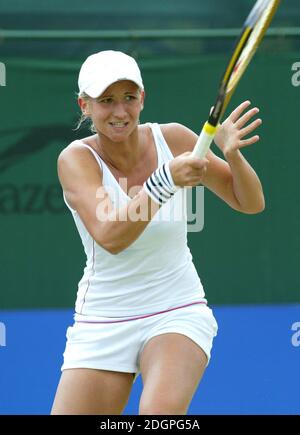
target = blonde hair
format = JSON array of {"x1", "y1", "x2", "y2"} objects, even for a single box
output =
[{"x1": 74, "y1": 92, "x2": 96, "y2": 133}]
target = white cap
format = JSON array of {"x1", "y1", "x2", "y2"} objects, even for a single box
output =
[{"x1": 78, "y1": 50, "x2": 144, "y2": 98}]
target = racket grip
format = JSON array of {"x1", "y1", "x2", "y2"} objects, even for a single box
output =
[{"x1": 192, "y1": 122, "x2": 217, "y2": 159}]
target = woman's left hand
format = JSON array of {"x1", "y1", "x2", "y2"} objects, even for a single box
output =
[{"x1": 214, "y1": 101, "x2": 262, "y2": 157}]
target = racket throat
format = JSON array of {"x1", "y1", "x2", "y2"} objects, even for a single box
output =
[{"x1": 209, "y1": 84, "x2": 226, "y2": 127}]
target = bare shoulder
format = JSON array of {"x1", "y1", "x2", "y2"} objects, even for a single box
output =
[
  {"x1": 57, "y1": 140, "x2": 103, "y2": 191},
  {"x1": 159, "y1": 123, "x2": 198, "y2": 156}
]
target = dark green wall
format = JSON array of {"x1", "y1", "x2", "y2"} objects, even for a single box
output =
[
  {"x1": 0, "y1": 47, "x2": 299, "y2": 308},
  {"x1": 1, "y1": 0, "x2": 299, "y2": 307}
]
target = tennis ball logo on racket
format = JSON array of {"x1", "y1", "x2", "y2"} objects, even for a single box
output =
[
  {"x1": 291, "y1": 62, "x2": 300, "y2": 87},
  {"x1": 291, "y1": 322, "x2": 300, "y2": 347},
  {"x1": 0, "y1": 62, "x2": 6, "y2": 86}
]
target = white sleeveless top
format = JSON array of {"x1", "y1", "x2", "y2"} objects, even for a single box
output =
[{"x1": 64, "y1": 123, "x2": 206, "y2": 319}]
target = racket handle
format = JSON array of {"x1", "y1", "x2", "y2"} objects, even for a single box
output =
[{"x1": 192, "y1": 122, "x2": 217, "y2": 159}]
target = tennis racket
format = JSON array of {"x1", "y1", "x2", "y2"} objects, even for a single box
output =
[{"x1": 192, "y1": 0, "x2": 281, "y2": 158}]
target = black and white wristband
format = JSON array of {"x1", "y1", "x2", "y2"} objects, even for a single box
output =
[{"x1": 143, "y1": 161, "x2": 179, "y2": 205}]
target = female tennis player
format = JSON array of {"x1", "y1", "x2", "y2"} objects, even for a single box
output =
[{"x1": 51, "y1": 50, "x2": 264, "y2": 415}]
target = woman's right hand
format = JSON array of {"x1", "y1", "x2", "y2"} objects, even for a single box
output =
[{"x1": 169, "y1": 152, "x2": 209, "y2": 187}]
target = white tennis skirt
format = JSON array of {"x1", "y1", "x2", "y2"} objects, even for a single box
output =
[{"x1": 61, "y1": 302, "x2": 218, "y2": 377}]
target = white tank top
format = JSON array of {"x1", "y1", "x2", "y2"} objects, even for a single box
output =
[{"x1": 64, "y1": 123, "x2": 206, "y2": 319}]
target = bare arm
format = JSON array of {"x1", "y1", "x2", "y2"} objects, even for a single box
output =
[
  {"x1": 58, "y1": 145, "x2": 160, "y2": 254},
  {"x1": 222, "y1": 149, "x2": 265, "y2": 214},
  {"x1": 162, "y1": 101, "x2": 265, "y2": 214},
  {"x1": 58, "y1": 143, "x2": 207, "y2": 254},
  {"x1": 214, "y1": 101, "x2": 265, "y2": 213}
]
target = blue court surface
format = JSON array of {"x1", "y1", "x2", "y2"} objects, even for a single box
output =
[{"x1": 0, "y1": 304, "x2": 299, "y2": 415}]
